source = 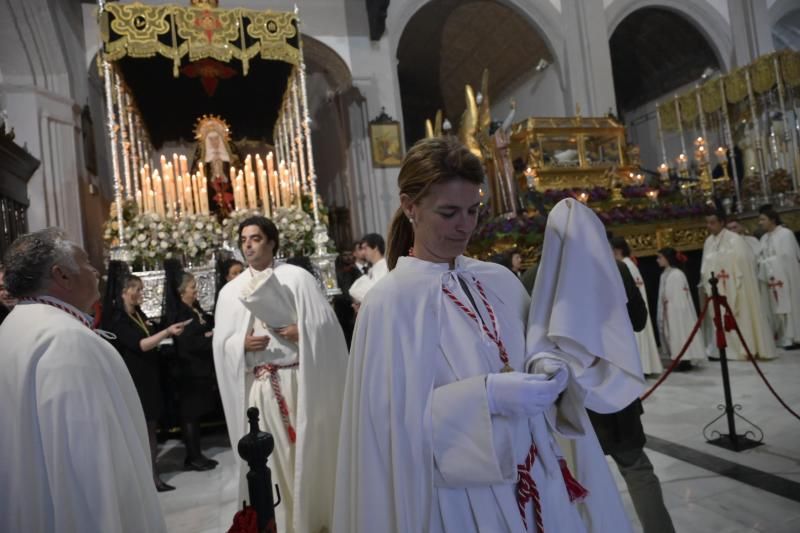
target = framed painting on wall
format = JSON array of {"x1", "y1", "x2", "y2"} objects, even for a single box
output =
[{"x1": 369, "y1": 110, "x2": 403, "y2": 168}]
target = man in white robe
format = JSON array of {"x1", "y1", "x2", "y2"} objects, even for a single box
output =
[
  {"x1": 0, "y1": 229, "x2": 166, "y2": 533},
  {"x1": 700, "y1": 213, "x2": 776, "y2": 360},
  {"x1": 349, "y1": 232, "x2": 388, "y2": 306},
  {"x1": 213, "y1": 216, "x2": 348, "y2": 533},
  {"x1": 334, "y1": 199, "x2": 643, "y2": 532},
  {"x1": 611, "y1": 237, "x2": 663, "y2": 375},
  {"x1": 757, "y1": 206, "x2": 800, "y2": 348}
]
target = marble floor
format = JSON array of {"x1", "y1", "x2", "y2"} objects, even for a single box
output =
[{"x1": 158, "y1": 348, "x2": 800, "y2": 532}]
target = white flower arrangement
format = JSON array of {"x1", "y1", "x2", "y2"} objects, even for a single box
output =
[
  {"x1": 124, "y1": 212, "x2": 178, "y2": 265},
  {"x1": 273, "y1": 205, "x2": 314, "y2": 257},
  {"x1": 175, "y1": 213, "x2": 224, "y2": 264},
  {"x1": 221, "y1": 208, "x2": 264, "y2": 249}
]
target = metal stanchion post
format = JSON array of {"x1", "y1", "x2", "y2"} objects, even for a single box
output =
[{"x1": 703, "y1": 273, "x2": 764, "y2": 451}]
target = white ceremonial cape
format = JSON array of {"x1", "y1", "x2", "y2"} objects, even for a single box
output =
[
  {"x1": 700, "y1": 229, "x2": 776, "y2": 360},
  {"x1": 0, "y1": 302, "x2": 166, "y2": 533},
  {"x1": 348, "y1": 257, "x2": 389, "y2": 303},
  {"x1": 213, "y1": 263, "x2": 348, "y2": 533},
  {"x1": 621, "y1": 257, "x2": 663, "y2": 374},
  {"x1": 657, "y1": 267, "x2": 706, "y2": 362},
  {"x1": 758, "y1": 226, "x2": 800, "y2": 346},
  {"x1": 526, "y1": 199, "x2": 644, "y2": 532},
  {"x1": 334, "y1": 254, "x2": 621, "y2": 532}
]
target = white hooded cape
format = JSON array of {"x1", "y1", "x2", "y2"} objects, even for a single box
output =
[
  {"x1": 621, "y1": 257, "x2": 663, "y2": 374},
  {"x1": 526, "y1": 199, "x2": 644, "y2": 531},
  {"x1": 213, "y1": 263, "x2": 348, "y2": 533},
  {"x1": 700, "y1": 229, "x2": 776, "y2": 360},
  {"x1": 657, "y1": 267, "x2": 706, "y2": 362},
  {"x1": 758, "y1": 225, "x2": 800, "y2": 346},
  {"x1": 0, "y1": 302, "x2": 166, "y2": 533}
]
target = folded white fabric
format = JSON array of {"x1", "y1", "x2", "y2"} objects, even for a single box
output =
[{"x1": 239, "y1": 268, "x2": 297, "y2": 329}]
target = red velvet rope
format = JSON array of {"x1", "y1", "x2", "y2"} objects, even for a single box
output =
[
  {"x1": 718, "y1": 298, "x2": 800, "y2": 422},
  {"x1": 641, "y1": 294, "x2": 800, "y2": 423},
  {"x1": 640, "y1": 298, "x2": 711, "y2": 401}
]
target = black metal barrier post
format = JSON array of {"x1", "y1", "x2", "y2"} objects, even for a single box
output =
[
  {"x1": 238, "y1": 407, "x2": 281, "y2": 532},
  {"x1": 703, "y1": 273, "x2": 764, "y2": 451}
]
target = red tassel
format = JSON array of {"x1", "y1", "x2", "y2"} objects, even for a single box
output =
[
  {"x1": 559, "y1": 458, "x2": 589, "y2": 503},
  {"x1": 227, "y1": 505, "x2": 259, "y2": 533},
  {"x1": 724, "y1": 310, "x2": 736, "y2": 332},
  {"x1": 288, "y1": 426, "x2": 297, "y2": 444}
]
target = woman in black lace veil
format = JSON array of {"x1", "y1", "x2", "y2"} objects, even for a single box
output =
[{"x1": 163, "y1": 260, "x2": 219, "y2": 471}]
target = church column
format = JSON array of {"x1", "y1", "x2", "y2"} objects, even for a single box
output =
[
  {"x1": 727, "y1": 0, "x2": 774, "y2": 68},
  {"x1": 560, "y1": 0, "x2": 618, "y2": 116}
]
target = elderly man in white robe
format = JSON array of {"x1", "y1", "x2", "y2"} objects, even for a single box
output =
[
  {"x1": 334, "y1": 138, "x2": 644, "y2": 533},
  {"x1": 0, "y1": 228, "x2": 166, "y2": 533},
  {"x1": 700, "y1": 212, "x2": 776, "y2": 360},
  {"x1": 213, "y1": 216, "x2": 348, "y2": 533},
  {"x1": 757, "y1": 205, "x2": 800, "y2": 349}
]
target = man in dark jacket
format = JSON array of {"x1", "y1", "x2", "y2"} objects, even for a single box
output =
[{"x1": 587, "y1": 260, "x2": 675, "y2": 533}]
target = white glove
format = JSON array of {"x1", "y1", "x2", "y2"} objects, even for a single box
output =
[
  {"x1": 486, "y1": 371, "x2": 563, "y2": 418},
  {"x1": 530, "y1": 357, "x2": 569, "y2": 394}
]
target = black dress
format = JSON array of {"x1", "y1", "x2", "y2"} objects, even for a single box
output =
[
  {"x1": 108, "y1": 308, "x2": 163, "y2": 421},
  {"x1": 172, "y1": 302, "x2": 217, "y2": 420}
]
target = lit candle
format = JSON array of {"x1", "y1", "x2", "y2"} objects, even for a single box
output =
[
  {"x1": 270, "y1": 169, "x2": 280, "y2": 209},
  {"x1": 179, "y1": 155, "x2": 188, "y2": 178},
  {"x1": 176, "y1": 174, "x2": 184, "y2": 214},
  {"x1": 200, "y1": 174, "x2": 209, "y2": 214},
  {"x1": 290, "y1": 161, "x2": 301, "y2": 208},
  {"x1": 658, "y1": 163, "x2": 669, "y2": 181},
  {"x1": 236, "y1": 171, "x2": 245, "y2": 211},
  {"x1": 577, "y1": 192, "x2": 589, "y2": 204},
  {"x1": 191, "y1": 174, "x2": 200, "y2": 215},
  {"x1": 148, "y1": 190, "x2": 156, "y2": 215},
  {"x1": 172, "y1": 153, "x2": 180, "y2": 183},
  {"x1": 164, "y1": 165, "x2": 174, "y2": 217},
  {"x1": 715, "y1": 146, "x2": 726, "y2": 163},
  {"x1": 677, "y1": 153, "x2": 688, "y2": 171},
  {"x1": 135, "y1": 190, "x2": 142, "y2": 211},
  {"x1": 159, "y1": 155, "x2": 168, "y2": 183}
]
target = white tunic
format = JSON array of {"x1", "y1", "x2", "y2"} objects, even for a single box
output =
[
  {"x1": 622, "y1": 257, "x2": 663, "y2": 374},
  {"x1": 700, "y1": 229, "x2": 776, "y2": 360},
  {"x1": 335, "y1": 201, "x2": 641, "y2": 533},
  {"x1": 758, "y1": 226, "x2": 800, "y2": 346},
  {"x1": 657, "y1": 267, "x2": 706, "y2": 362},
  {"x1": 0, "y1": 301, "x2": 166, "y2": 533},
  {"x1": 213, "y1": 263, "x2": 348, "y2": 533}
]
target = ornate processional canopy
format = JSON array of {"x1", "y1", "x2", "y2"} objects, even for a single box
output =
[{"x1": 100, "y1": 2, "x2": 301, "y2": 75}]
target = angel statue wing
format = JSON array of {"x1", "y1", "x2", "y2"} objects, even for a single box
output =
[
  {"x1": 458, "y1": 84, "x2": 482, "y2": 159},
  {"x1": 425, "y1": 119, "x2": 434, "y2": 139},
  {"x1": 478, "y1": 68, "x2": 492, "y2": 134}
]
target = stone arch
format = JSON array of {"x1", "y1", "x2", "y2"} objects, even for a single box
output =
[
  {"x1": 770, "y1": 0, "x2": 800, "y2": 51},
  {"x1": 606, "y1": 0, "x2": 733, "y2": 72},
  {"x1": 391, "y1": 0, "x2": 565, "y2": 74},
  {"x1": 302, "y1": 34, "x2": 353, "y2": 93},
  {"x1": 393, "y1": 0, "x2": 565, "y2": 144},
  {"x1": 769, "y1": 0, "x2": 800, "y2": 26}
]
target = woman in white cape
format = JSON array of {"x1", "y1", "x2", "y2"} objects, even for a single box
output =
[
  {"x1": 656, "y1": 247, "x2": 706, "y2": 365},
  {"x1": 333, "y1": 138, "x2": 644, "y2": 532}
]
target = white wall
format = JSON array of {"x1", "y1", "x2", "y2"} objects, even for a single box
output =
[{"x1": 0, "y1": 0, "x2": 89, "y2": 245}]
